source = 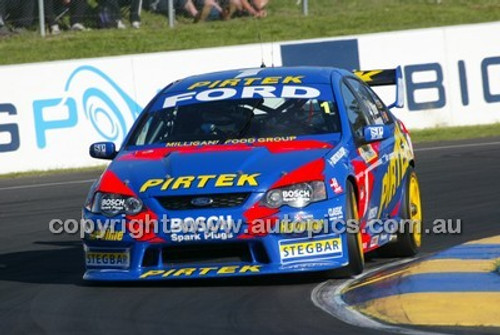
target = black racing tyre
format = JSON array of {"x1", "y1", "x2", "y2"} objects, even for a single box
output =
[
  {"x1": 339, "y1": 181, "x2": 365, "y2": 277},
  {"x1": 378, "y1": 167, "x2": 423, "y2": 257}
]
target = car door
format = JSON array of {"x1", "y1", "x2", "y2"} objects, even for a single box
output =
[
  {"x1": 341, "y1": 77, "x2": 396, "y2": 243},
  {"x1": 362, "y1": 81, "x2": 412, "y2": 223}
]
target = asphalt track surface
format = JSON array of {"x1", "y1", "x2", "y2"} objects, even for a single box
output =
[{"x1": 1, "y1": 137, "x2": 500, "y2": 335}]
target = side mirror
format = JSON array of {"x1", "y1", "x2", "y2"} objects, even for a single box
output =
[
  {"x1": 89, "y1": 142, "x2": 117, "y2": 160},
  {"x1": 363, "y1": 125, "x2": 391, "y2": 143}
]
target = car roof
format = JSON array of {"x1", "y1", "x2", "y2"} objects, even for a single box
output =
[{"x1": 163, "y1": 66, "x2": 349, "y2": 93}]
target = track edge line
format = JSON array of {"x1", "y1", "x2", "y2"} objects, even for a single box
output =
[{"x1": 311, "y1": 258, "x2": 450, "y2": 335}]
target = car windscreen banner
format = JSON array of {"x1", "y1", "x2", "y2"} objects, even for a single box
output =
[{"x1": 155, "y1": 84, "x2": 334, "y2": 110}]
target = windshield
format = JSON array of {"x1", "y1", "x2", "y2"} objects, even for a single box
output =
[{"x1": 128, "y1": 97, "x2": 341, "y2": 147}]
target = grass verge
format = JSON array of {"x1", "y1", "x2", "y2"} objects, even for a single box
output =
[
  {"x1": 1, "y1": 0, "x2": 500, "y2": 65},
  {"x1": 410, "y1": 123, "x2": 500, "y2": 143}
]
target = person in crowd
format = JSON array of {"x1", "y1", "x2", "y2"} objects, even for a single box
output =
[
  {"x1": 225, "y1": 0, "x2": 268, "y2": 18},
  {"x1": 44, "y1": 0, "x2": 89, "y2": 34},
  {"x1": 0, "y1": 0, "x2": 36, "y2": 33},
  {"x1": 194, "y1": 0, "x2": 224, "y2": 22},
  {"x1": 98, "y1": 0, "x2": 143, "y2": 29},
  {"x1": 145, "y1": 0, "x2": 223, "y2": 22}
]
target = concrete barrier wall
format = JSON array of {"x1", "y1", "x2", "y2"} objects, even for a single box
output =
[{"x1": 1, "y1": 22, "x2": 500, "y2": 173}]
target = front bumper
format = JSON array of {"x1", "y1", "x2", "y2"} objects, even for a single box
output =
[
  {"x1": 83, "y1": 258, "x2": 348, "y2": 281},
  {"x1": 82, "y1": 193, "x2": 350, "y2": 281}
]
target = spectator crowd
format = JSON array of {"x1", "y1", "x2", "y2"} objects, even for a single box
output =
[{"x1": 0, "y1": 0, "x2": 269, "y2": 36}]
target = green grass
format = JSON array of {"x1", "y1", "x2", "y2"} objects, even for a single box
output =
[
  {"x1": 410, "y1": 123, "x2": 500, "y2": 143},
  {"x1": 1, "y1": 0, "x2": 500, "y2": 65}
]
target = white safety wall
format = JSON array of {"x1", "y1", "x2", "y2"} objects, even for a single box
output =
[
  {"x1": 1, "y1": 22, "x2": 500, "y2": 174},
  {"x1": 359, "y1": 23, "x2": 500, "y2": 129}
]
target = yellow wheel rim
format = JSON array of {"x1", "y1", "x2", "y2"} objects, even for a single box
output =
[
  {"x1": 351, "y1": 191, "x2": 364, "y2": 262},
  {"x1": 409, "y1": 173, "x2": 422, "y2": 247}
]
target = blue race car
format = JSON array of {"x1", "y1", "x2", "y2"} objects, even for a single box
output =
[{"x1": 82, "y1": 66, "x2": 422, "y2": 281}]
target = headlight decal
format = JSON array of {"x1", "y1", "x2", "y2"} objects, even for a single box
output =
[
  {"x1": 92, "y1": 170, "x2": 144, "y2": 215},
  {"x1": 92, "y1": 192, "x2": 144, "y2": 216},
  {"x1": 88, "y1": 169, "x2": 165, "y2": 243},
  {"x1": 260, "y1": 158, "x2": 328, "y2": 209},
  {"x1": 261, "y1": 181, "x2": 327, "y2": 209},
  {"x1": 241, "y1": 158, "x2": 328, "y2": 238}
]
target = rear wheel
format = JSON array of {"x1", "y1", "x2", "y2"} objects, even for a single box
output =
[
  {"x1": 379, "y1": 167, "x2": 422, "y2": 257},
  {"x1": 341, "y1": 181, "x2": 364, "y2": 276}
]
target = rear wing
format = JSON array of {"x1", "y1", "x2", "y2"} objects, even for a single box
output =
[{"x1": 353, "y1": 66, "x2": 404, "y2": 109}]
